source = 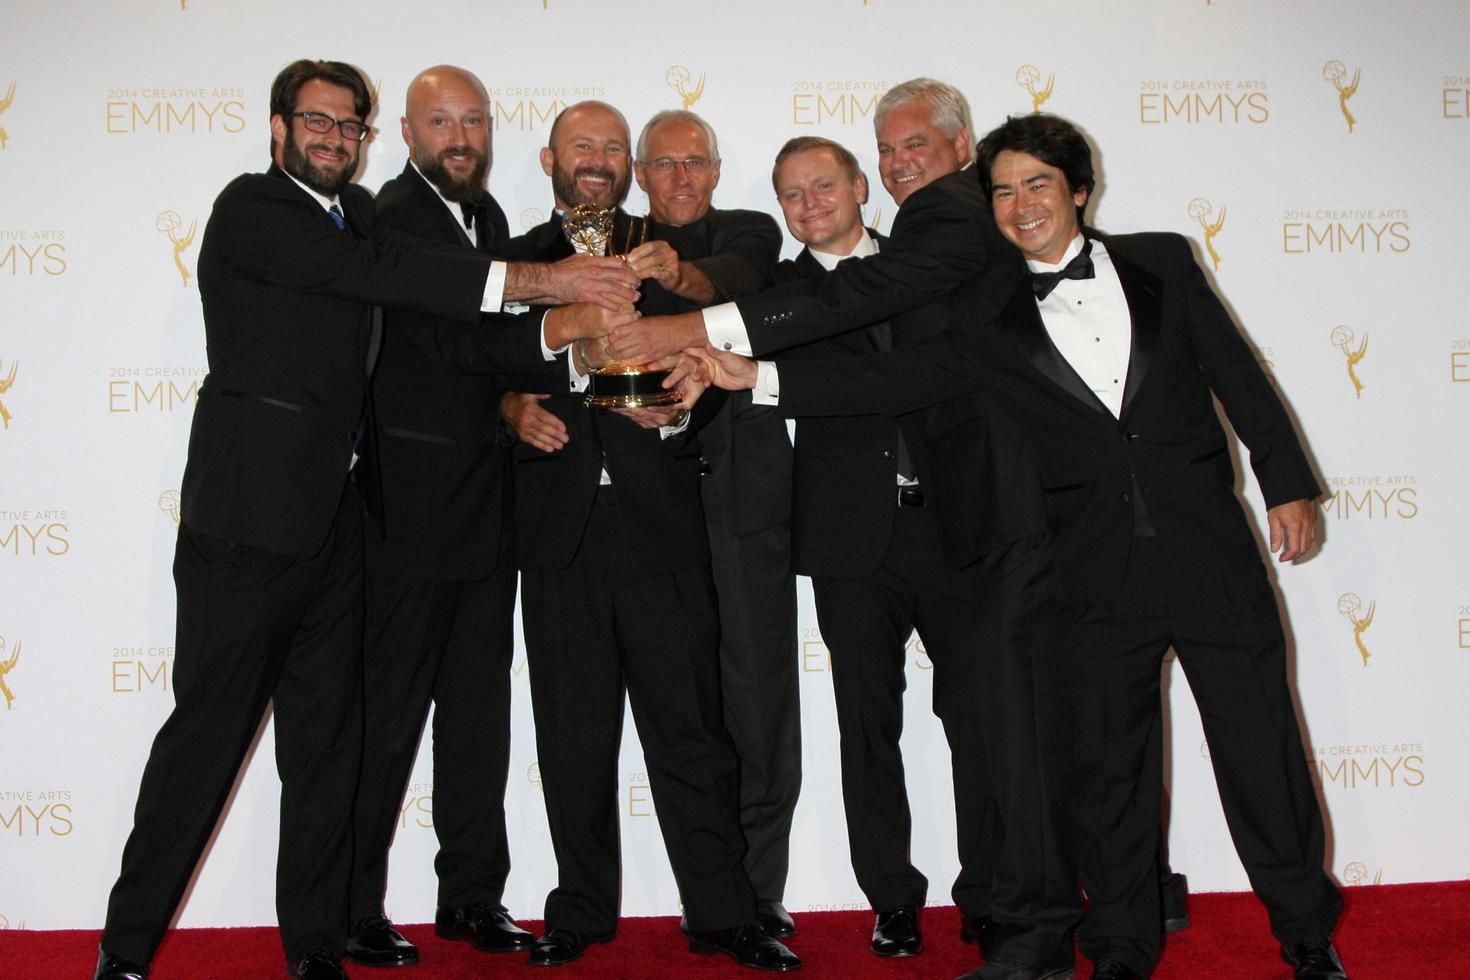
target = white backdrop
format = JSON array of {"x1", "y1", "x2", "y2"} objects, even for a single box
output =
[{"x1": 2, "y1": 0, "x2": 1468, "y2": 935}]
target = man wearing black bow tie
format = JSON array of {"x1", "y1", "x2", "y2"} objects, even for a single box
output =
[
  {"x1": 698, "y1": 113, "x2": 1347, "y2": 980},
  {"x1": 345, "y1": 65, "x2": 543, "y2": 970}
]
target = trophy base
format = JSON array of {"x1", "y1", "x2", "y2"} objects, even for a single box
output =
[{"x1": 585, "y1": 368, "x2": 681, "y2": 409}]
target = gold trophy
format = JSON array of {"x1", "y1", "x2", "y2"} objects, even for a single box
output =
[{"x1": 561, "y1": 204, "x2": 678, "y2": 409}]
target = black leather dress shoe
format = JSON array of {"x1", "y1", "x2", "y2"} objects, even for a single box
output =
[
  {"x1": 94, "y1": 950, "x2": 148, "y2": 980},
  {"x1": 291, "y1": 950, "x2": 348, "y2": 979},
  {"x1": 871, "y1": 905, "x2": 922, "y2": 957},
  {"x1": 1088, "y1": 960, "x2": 1142, "y2": 980},
  {"x1": 1160, "y1": 871, "x2": 1190, "y2": 933},
  {"x1": 528, "y1": 928, "x2": 613, "y2": 967},
  {"x1": 757, "y1": 898, "x2": 796, "y2": 939},
  {"x1": 345, "y1": 914, "x2": 419, "y2": 967},
  {"x1": 960, "y1": 913, "x2": 996, "y2": 953},
  {"x1": 687, "y1": 923, "x2": 802, "y2": 971},
  {"x1": 1281, "y1": 939, "x2": 1348, "y2": 979},
  {"x1": 435, "y1": 901, "x2": 535, "y2": 952}
]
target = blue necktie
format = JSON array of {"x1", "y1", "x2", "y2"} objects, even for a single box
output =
[{"x1": 328, "y1": 204, "x2": 348, "y2": 233}]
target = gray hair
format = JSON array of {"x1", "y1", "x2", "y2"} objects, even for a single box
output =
[
  {"x1": 636, "y1": 109, "x2": 720, "y2": 162},
  {"x1": 875, "y1": 77, "x2": 974, "y2": 147}
]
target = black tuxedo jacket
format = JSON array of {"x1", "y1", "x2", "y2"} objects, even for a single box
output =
[
  {"x1": 779, "y1": 235, "x2": 898, "y2": 577},
  {"x1": 498, "y1": 214, "x2": 724, "y2": 573},
  {"x1": 778, "y1": 231, "x2": 1319, "y2": 603},
  {"x1": 735, "y1": 168, "x2": 1021, "y2": 356},
  {"x1": 182, "y1": 164, "x2": 542, "y2": 560},
  {"x1": 367, "y1": 162, "x2": 531, "y2": 580}
]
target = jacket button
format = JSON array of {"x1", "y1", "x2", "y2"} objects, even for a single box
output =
[
  {"x1": 882, "y1": 450, "x2": 894, "y2": 459},
  {"x1": 1121, "y1": 491, "x2": 1131, "y2": 502}
]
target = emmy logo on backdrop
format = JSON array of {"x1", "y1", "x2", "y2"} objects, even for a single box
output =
[
  {"x1": 1343, "y1": 862, "x2": 1383, "y2": 885},
  {"x1": 1337, "y1": 593, "x2": 1375, "y2": 667},
  {"x1": 666, "y1": 65, "x2": 706, "y2": 110},
  {"x1": 159, "y1": 490, "x2": 182, "y2": 526},
  {"x1": 1187, "y1": 197, "x2": 1225, "y2": 271},
  {"x1": 155, "y1": 211, "x2": 196, "y2": 287},
  {"x1": 1330, "y1": 325, "x2": 1368, "y2": 398},
  {"x1": 0, "y1": 82, "x2": 14, "y2": 150},
  {"x1": 527, "y1": 762, "x2": 543, "y2": 790},
  {"x1": 520, "y1": 207, "x2": 545, "y2": 231},
  {"x1": 1015, "y1": 65, "x2": 1054, "y2": 113},
  {"x1": 0, "y1": 636, "x2": 20, "y2": 710},
  {"x1": 0, "y1": 357, "x2": 17, "y2": 430},
  {"x1": 860, "y1": 204, "x2": 882, "y2": 233},
  {"x1": 1323, "y1": 61, "x2": 1360, "y2": 133}
]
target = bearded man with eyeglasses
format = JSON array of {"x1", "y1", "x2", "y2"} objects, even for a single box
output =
[{"x1": 93, "y1": 58, "x2": 640, "y2": 980}]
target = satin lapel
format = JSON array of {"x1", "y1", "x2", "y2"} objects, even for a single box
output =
[
  {"x1": 1000, "y1": 279, "x2": 1111, "y2": 417},
  {"x1": 1110, "y1": 242, "x2": 1163, "y2": 418}
]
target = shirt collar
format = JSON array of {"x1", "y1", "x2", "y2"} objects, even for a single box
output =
[
  {"x1": 808, "y1": 228, "x2": 879, "y2": 271},
  {"x1": 1026, "y1": 230, "x2": 1099, "y2": 274},
  {"x1": 410, "y1": 159, "x2": 475, "y2": 227},
  {"x1": 283, "y1": 170, "x2": 339, "y2": 214}
]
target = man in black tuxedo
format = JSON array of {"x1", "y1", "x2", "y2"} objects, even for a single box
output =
[
  {"x1": 628, "y1": 109, "x2": 798, "y2": 936},
  {"x1": 697, "y1": 113, "x2": 1347, "y2": 980},
  {"x1": 764, "y1": 132, "x2": 1017, "y2": 963},
  {"x1": 494, "y1": 100, "x2": 799, "y2": 973},
  {"x1": 344, "y1": 65, "x2": 538, "y2": 969},
  {"x1": 95, "y1": 61, "x2": 638, "y2": 980}
]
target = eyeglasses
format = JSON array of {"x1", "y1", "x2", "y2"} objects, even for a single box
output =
[
  {"x1": 289, "y1": 111, "x2": 370, "y2": 142},
  {"x1": 639, "y1": 156, "x2": 713, "y2": 174}
]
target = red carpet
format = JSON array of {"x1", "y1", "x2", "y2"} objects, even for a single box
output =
[{"x1": 11, "y1": 882, "x2": 1465, "y2": 978}]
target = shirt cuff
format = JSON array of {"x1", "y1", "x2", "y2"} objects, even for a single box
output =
[
  {"x1": 703, "y1": 302, "x2": 752, "y2": 356},
  {"x1": 659, "y1": 412, "x2": 692, "y2": 439},
  {"x1": 538, "y1": 310, "x2": 567, "y2": 362},
  {"x1": 480, "y1": 261, "x2": 507, "y2": 313},
  {"x1": 567, "y1": 350, "x2": 590, "y2": 392},
  {"x1": 752, "y1": 361, "x2": 780, "y2": 405}
]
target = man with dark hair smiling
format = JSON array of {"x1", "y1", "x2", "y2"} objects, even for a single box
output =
[{"x1": 93, "y1": 59, "x2": 636, "y2": 980}]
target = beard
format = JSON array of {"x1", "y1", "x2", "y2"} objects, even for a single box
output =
[
  {"x1": 417, "y1": 144, "x2": 489, "y2": 203},
  {"x1": 282, "y1": 134, "x2": 356, "y2": 198},
  {"x1": 552, "y1": 161, "x2": 630, "y2": 209}
]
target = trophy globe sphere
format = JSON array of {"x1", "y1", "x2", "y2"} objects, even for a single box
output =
[
  {"x1": 1323, "y1": 60, "x2": 1346, "y2": 82},
  {"x1": 1336, "y1": 593, "x2": 1362, "y2": 617},
  {"x1": 155, "y1": 210, "x2": 183, "y2": 235},
  {"x1": 1187, "y1": 197, "x2": 1211, "y2": 221},
  {"x1": 1330, "y1": 324, "x2": 1355, "y2": 349},
  {"x1": 666, "y1": 65, "x2": 691, "y2": 89},
  {"x1": 1015, "y1": 64, "x2": 1040, "y2": 87}
]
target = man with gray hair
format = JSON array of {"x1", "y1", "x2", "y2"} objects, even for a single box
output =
[{"x1": 608, "y1": 79, "x2": 1080, "y2": 979}]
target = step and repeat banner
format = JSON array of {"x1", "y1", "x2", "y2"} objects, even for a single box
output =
[{"x1": 3, "y1": 0, "x2": 1468, "y2": 934}]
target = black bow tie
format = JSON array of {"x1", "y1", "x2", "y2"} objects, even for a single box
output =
[
  {"x1": 1031, "y1": 238, "x2": 1095, "y2": 300},
  {"x1": 459, "y1": 199, "x2": 487, "y2": 231}
]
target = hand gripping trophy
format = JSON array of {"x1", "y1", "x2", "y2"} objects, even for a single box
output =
[{"x1": 561, "y1": 205, "x2": 678, "y2": 408}]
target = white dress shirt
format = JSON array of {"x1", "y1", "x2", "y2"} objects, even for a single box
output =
[{"x1": 1029, "y1": 234, "x2": 1132, "y2": 418}]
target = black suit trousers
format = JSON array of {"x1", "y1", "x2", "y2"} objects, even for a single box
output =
[
  {"x1": 1068, "y1": 538, "x2": 1341, "y2": 976},
  {"x1": 812, "y1": 514, "x2": 1075, "y2": 964},
  {"x1": 103, "y1": 481, "x2": 365, "y2": 964},
  {"x1": 520, "y1": 489, "x2": 756, "y2": 935},
  {"x1": 704, "y1": 517, "x2": 800, "y2": 901},
  {"x1": 349, "y1": 539, "x2": 518, "y2": 920}
]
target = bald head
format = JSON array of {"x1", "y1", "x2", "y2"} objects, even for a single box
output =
[
  {"x1": 541, "y1": 100, "x2": 633, "y2": 210},
  {"x1": 401, "y1": 65, "x2": 491, "y2": 201}
]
